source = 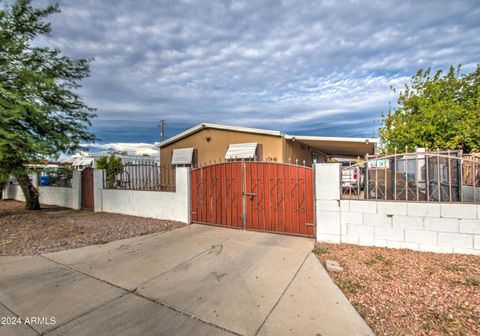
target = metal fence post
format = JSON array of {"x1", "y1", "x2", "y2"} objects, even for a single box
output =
[
  {"x1": 365, "y1": 153, "x2": 369, "y2": 200},
  {"x1": 241, "y1": 158, "x2": 246, "y2": 230}
]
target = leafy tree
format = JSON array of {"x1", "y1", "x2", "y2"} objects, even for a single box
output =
[
  {"x1": 0, "y1": 0, "x2": 95, "y2": 209},
  {"x1": 379, "y1": 65, "x2": 480, "y2": 153},
  {"x1": 96, "y1": 154, "x2": 123, "y2": 188}
]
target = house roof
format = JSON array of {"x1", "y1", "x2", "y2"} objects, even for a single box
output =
[
  {"x1": 155, "y1": 123, "x2": 378, "y2": 157},
  {"x1": 155, "y1": 123, "x2": 283, "y2": 148}
]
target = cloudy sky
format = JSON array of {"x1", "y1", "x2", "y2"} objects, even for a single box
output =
[{"x1": 32, "y1": 0, "x2": 480, "y2": 153}]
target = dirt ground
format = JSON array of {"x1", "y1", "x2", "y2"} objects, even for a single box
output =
[
  {"x1": 314, "y1": 243, "x2": 480, "y2": 336},
  {"x1": 0, "y1": 200, "x2": 186, "y2": 256}
]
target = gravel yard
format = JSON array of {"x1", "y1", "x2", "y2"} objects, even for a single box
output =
[
  {"x1": 0, "y1": 200, "x2": 186, "y2": 256},
  {"x1": 314, "y1": 243, "x2": 480, "y2": 336}
]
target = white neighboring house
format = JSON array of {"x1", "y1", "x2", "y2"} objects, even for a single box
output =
[
  {"x1": 64, "y1": 152, "x2": 159, "y2": 170},
  {"x1": 63, "y1": 152, "x2": 163, "y2": 190}
]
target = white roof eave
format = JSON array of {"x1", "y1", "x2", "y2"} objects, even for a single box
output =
[
  {"x1": 157, "y1": 123, "x2": 283, "y2": 148},
  {"x1": 285, "y1": 135, "x2": 379, "y2": 143}
]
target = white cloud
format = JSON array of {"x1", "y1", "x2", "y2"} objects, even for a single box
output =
[
  {"x1": 82, "y1": 143, "x2": 158, "y2": 156},
  {"x1": 32, "y1": 0, "x2": 480, "y2": 141}
]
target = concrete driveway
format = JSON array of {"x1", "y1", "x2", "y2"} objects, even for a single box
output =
[{"x1": 0, "y1": 224, "x2": 373, "y2": 336}]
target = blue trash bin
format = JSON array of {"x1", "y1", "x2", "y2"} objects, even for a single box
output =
[{"x1": 40, "y1": 175, "x2": 50, "y2": 186}]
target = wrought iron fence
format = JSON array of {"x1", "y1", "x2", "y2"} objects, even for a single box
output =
[
  {"x1": 342, "y1": 150, "x2": 480, "y2": 204},
  {"x1": 463, "y1": 154, "x2": 480, "y2": 187},
  {"x1": 192, "y1": 157, "x2": 311, "y2": 168},
  {"x1": 103, "y1": 161, "x2": 176, "y2": 192}
]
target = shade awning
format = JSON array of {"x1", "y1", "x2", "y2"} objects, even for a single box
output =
[
  {"x1": 171, "y1": 148, "x2": 194, "y2": 165},
  {"x1": 287, "y1": 136, "x2": 377, "y2": 158},
  {"x1": 225, "y1": 143, "x2": 257, "y2": 159},
  {"x1": 73, "y1": 157, "x2": 94, "y2": 166}
]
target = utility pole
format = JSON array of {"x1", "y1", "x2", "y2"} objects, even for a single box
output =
[{"x1": 159, "y1": 120, "x2": 166, "y2": 142}]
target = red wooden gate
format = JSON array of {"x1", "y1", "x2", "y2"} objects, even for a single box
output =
[
  {"x1": 191, "y1": 161, "x2": 314, "y2": 237},
  {"x1": 81, "y1": 167, "x2": 94, "y2": 210}
]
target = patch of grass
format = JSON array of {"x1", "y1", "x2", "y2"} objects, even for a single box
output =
[
  {"x1": 444, "y1": 263, "x2": 466, "y2": 273},
  {"x1": 363, "y1": 253, "x2": 395, "y2": 279},
  {"x1": 464, "y1": 276, "x2": 480, "y2": 287},
  {"x1": 422, "y1": 311, "x2": 466, "y2": 336},
  {"x1": 313, "y1": 244, "x2": 330, "y2": 255},
  {"x1": 364, "y1": 253, "x2": 393, "y2": 268},
  {"x1": 363, "y1": 259, "x2": 377, "y2": 266},
  {"x1": 449, "y1": 276, "x2": 480, "y2": 287},
  {"x1": 336, "y1": 279, "x2": 364, "y2": 294},
  {"x1": 447, "y1": 277, "x2": 463, "y2": 286},
  {"x1": 353, "y1": 303, "x2": 370, "y2": 320},
  {"x1": 383, "y1": 258, "x2": 393, "y2": 267},
  {"x1": 363, "y1": 253, "x2": 384, "y2": 265}
]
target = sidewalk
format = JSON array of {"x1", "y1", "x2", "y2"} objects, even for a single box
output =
[{"x1": 0, "y1": 224, "x2": 373, "y2": 335}]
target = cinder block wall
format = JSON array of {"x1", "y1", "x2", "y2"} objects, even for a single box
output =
[
  {"x1": 37, "y1": 187, "x2": 74, "y2": 208},
  {"x1": 315, "y1": 164, "x2": 480, "y2": 256},
  {"x1": 3, "y1": 168, "x2": 191, "y2": 224},
  {"x1": 97, "y1": 167, "x2": 191, "y2": 224},
  {"x1": 2, "y1": 171, "x2": 81, "y2": 209},
  {"x1": 3, "y1": 184, "x2": 25, "y2": 201}
]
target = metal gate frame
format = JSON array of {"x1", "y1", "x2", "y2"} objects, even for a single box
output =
[{"x1": 191, "y1": 160, "x2": 315, "y2": 237}]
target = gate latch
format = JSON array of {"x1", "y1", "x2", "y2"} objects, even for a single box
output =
[{"x1": 242, "y1": 192, "x2": 257, "y2": 199}]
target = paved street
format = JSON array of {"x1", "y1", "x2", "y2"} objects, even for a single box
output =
[{"x1": 0, "y1": 224, "x2": 373, "y2": 336}]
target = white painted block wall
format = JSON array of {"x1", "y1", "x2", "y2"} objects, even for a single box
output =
[
  {"x1": 315, "y1": 163, "x2": 480, "y2": 256},
  {"x1": 2, "y1": 171, "x2": 81, "y2": 209},
  {"x1": 3, "y1": 184, "x2": 25, "y2": 201},
  {"x1": 97, "y1": 167, "x2": 191, "y2": 223},
  {"x1": 315, "y1": 163, "x2": 342, "y2": 243},
  {"x1": 3, "y1": 168, "x2": 192, "y2": 224},
  {"x1": 3, "y1": 185, "x2": 75, "y2": 208},
  {"x1": 38, "y1": 187, "x2": 73, "y2": 208}
]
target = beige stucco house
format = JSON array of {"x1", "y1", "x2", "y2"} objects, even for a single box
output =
[{"x1": 156, "y1": 123, "x2": 377, "y2": 166}]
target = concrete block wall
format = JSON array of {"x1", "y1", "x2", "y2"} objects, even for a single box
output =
[
  {"x1": 4, "y1": 168, "x2": 192, "y2": 224},
  {"x1": 97, "y1": 167, "x2": 191, "y2": 223},
  {"x1": 3, "y1": 184, "x2": 25, "y2": 201},
  {"x1": 339, "y1": 200, "x2": 480, "y2": 255},
  {"x1": 2, "y1": 171, "x2": 81, "y2": 209},
  {"x1": 93, "y1": 170, "x2": 103, "y2": 212},
  {"x1": 315, "y1": 163, "x2": 342, "y2": 243},
  {"x1": 71, "y1": 170, "x2": 82, "y2": 210},
  {"x1": 315, "y1": 163, "x2": 480, "y2": 256},
  {"x1": 37, "y1": 187, "x2": 74, "y2": 208}
]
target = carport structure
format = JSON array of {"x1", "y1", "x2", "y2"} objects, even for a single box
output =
[{"x1": 285, "y1": 134, "x2": 377, "y2": 159}]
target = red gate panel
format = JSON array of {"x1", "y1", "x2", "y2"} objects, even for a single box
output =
[
  {"x1": 191, "y1": 161, "x2": 314, "y2": 237},
  {"x1": 245, "y1": 162, "x2": 314, "y2": 237},
  {"x1": 191, "y1": 162, "x2": 242, "y2": 228},
  {"x1": 81, "y1": 167, "x2": 94, "y2": 210}
]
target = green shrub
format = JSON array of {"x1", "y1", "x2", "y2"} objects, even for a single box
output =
[{"x1": 96, "y1": 154, "x2": 123, "y2": 188}]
